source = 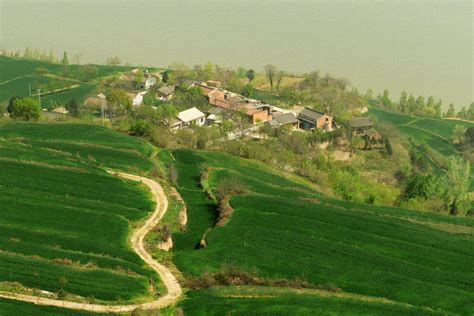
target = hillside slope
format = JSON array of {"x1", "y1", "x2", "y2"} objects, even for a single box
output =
[
  {"x1": 168, "y1": 150, "x2": 474, "y2": 315},
  {"x1": 0, "y1": 123, "x2": 162, "y2": 306}
]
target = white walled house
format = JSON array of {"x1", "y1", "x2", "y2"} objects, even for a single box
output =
[{"x1": 171, "y1": 107, "x2": 206, "y2": 130}]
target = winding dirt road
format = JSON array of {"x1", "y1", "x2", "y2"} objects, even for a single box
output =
[{"x1": 0, "y1": 172, "x2": 182, "y2": 313}]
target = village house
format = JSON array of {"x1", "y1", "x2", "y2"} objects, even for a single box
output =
[
  {"x1": 171, "y1": 107, "x2": 206, "y2": 130},
  {"x1": 298, "y1": 107, "x2": 334, "y2": 131},
  {"x1": 157, "y1": 86, "x2": 175, "y2": 101},
  {"x1": 349, "y1": 117, "x2": 373, "y2": 134},
  {"x1": 196, "y1": 83, "x2": 225, "y2": 104},
  {"x1": 206, "y1": 80, "x2": 222, "y2": 88},
  {"x1": 267, "y1": 112, "x2": 299, "y2": 130},
  {"x1": 212, "y1": 98, "x2": 269, "y2": 124},
  {"x1": 349, "y1": 117, "x2": 382, "y2": 148}
]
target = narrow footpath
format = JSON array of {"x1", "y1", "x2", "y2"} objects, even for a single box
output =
[{"x1": 0, "y1": 172, "x2": 182, "y2": 313}]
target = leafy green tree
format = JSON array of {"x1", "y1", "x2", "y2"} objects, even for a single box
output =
[
  {"x1": 404, "y1": 174, "x2": 440, "y2": 199},
  {"x1": 246, "y1": 69, "x2": 256, "y2": 83},
  {"x1": 162, "y1": 71, "x2": 169, "y2": 84},
  {"x1": 382, "y1": 89, "x2": 391, "y2": 107},
  {"x1": 7, "y1": 97, "x2": 41, "y2": 121},
  {"x1": 415, "y1": 96, "x2": 425, "y2": 112},
  {"x1": 457, "y1": 106, "x2": 467, "y2": 119},
  {"x1": 66, "y1": 98, "x2": 79, "y2": 117},
  {"x1": 407, "y1": 95, "x2": 416, "y2": 113},
  {"x1": 399, "y1": 91, "x2": 408, "y2": 112},
  {"x1": 241, "y1": 83, "x2": 254, "y2": 97},
  {"x1": 452, "y1": 124, "x2": 467, "y2": 145},
  {"x1": 385, "y1": 137, "x2": 393, "y2": 156},
  {"x1": 106, "y1": 88, "x2": 132, "y2": 117},
  {"x1": 443, "y1": 156, "x2": 470, "y2": 216},
  {"x1": 434, "y1": 99, "x2": 442, "y2": 117},
  {"x1": 468, "y1": 102, "x2": 474, "y2": 120},
  {"x1": 445, "y1": 103, "x2": 456, "y2": 117}
]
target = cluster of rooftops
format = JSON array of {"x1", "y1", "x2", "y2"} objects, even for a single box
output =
[
  {"x1": 157, "y1": 79, "x2": 343, "y2": 132},
  {"x1": 84, "y1": 69, "x2": 374, "y2": 135}
]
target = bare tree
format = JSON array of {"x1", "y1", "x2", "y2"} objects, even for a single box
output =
[
  {"x1": 264, "y1": 64, "x2": 278, "y2": 91},
  {"x1": 275, "y1": 71, "x2": 286, "y2": 92}
]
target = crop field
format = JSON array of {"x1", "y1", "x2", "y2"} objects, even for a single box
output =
[
  {"x1": 0, "y1": 56, "x2": 127, "y2": 108},
  {"x1": 169, "y1": 150, "x2": 474, "y2": 315},
  {"x1": 0, "y1": 123, "x2": 161, "y2": 304},
  {"x1": 180, "y1": 287, "x2": 444, "y2": 315},
  {"x1": 0, "y1": 123, "x2": 154, "y2": 172},
  {"x1": 0, "y1": 298, "x2": 112, "y2": 316}
]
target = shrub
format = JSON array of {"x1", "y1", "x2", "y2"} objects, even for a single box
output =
[{"x1": 7, "y1": 97, "x2": 41, "y2": 121}]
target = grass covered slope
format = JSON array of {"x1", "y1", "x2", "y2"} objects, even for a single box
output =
[
  {"x1": 0, "y1": 123, "x2": 160, "y2": 303},
  {"x1": 0, "y1": 56, "x2": 127, "y2": 107},
  {"x1": 169, "y1": 150, "x2": 474, "y2": 315},
  {"x1": 180, "y1": 287, "x2": 444, "y2": 316},
  {"x1": 0, "y1": 123, "x2": 155, "y2": 172}
]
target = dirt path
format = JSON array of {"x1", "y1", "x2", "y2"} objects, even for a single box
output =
[{"x1": 0, "y1": 172, "x2": 182, "y2": 313}]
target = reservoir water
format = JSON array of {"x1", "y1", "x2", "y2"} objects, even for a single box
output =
[{"x1": 1, "y1": 0, "x2": 472, "y2": 107}]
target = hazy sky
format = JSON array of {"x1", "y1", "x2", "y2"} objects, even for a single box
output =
[{"x1": 1, "y1": 0, "x2": 472, "y2": 107}]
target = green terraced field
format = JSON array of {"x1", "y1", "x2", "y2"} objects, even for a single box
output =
[
  {"x1": 0, "y1": 56, "x2": 127, "y2": 108},
  {"x1": 0, "y1": 124, "x2": 160, "y2": 303},
  {"x1": 0, "y1": 123, "x2": 154, "y2": 172},
  {"x1": 0, "y1": 298, "x2": 113, "y2": 316},
  {"x1": 180, "y1": 287, "x2": 444, "y2": 316},
  {"x1": 169, "y1": 150, "x2": 474, "y2": 315}
]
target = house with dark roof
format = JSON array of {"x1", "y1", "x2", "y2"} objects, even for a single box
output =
[
  {"x1": 298, "y1": 107, "x2": 333, "y2": 131},
  {"x1": 267, "y1": 113, "x2": 299, "y2": 129},
  {"x1": 157, "y1": 86, "x2": 175, "y2": 101},
  {"x1": 349, "y1": 117, "x2": 373, "y2": 134}
]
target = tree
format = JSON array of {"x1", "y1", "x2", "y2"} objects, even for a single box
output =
[
  {"x1": 47, "y1": 49, "x2": 56, "y2": 63},
  {"x1": 61, "y1": 51, "x2": 69, "y2": 75},
  {"x1": 452, "y1": 124, "x2": 467, "y2": 145},
  {"x1": 380, "y1": 89, "x2": 391, "y2": 108},
  {"x1": 415, "y1": 96, "x2": 425, "y2": 112},
  {"x1": 407, "y1": 95, "x2": 416, "y2": 113},
  {"x1": 468, "y1": 102, "x2": 474, "y2": 120},
  {"x1": 263, "y1": 64, "x2": 277, "y2": 91},
  {"x1": 457, "y1": 106, "x2": 467, "y2": 119},
  {"x1": 133, "y1": 69, "x2": 145, "y2": 89},
  {"x1": 385, "y1": 137, "x2": 393, "y2": 156},
  {"x1": 399, "y1": 91, "x2": 408, "y2": 113},
  {"x1": 445, "y1": 103, "x2": 455, "y2": 117},
  {"x1": 162, "y1": 71, "x2": 169, "y2": 84},
  {"x1": 246, "y1": 69, "x2": 256, "y2": 83},
  {"x1": 7, "y1": 97, "x2": 41, "y2": 121},
  {"x1": 434, "y1": 99, "x2": 442, "y2": 118},
  {"x1": 106, "y1": 56, "x2": 121, "y2": 66},
  {"x1": 106, "y1": 89, "x2": 132, "y2": 118},
  {"x1": 275, "y1": 71, "x2": 286, "y2": 92},
  {"x1": 404, "y1": 174, "x2": 441, "y2": 200},
  {"x1": 66, "y1": 98, "x2": 79, "y2": 117},
  {"x1": 169, "y1": 62, "x2": 191, "y2": 85},
  {"x1": 241, "y1": 83, "x2": 253, "y2": 98},
  {"x1": 443, "y1": 156, "x2": 470, "y2": 216}
]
